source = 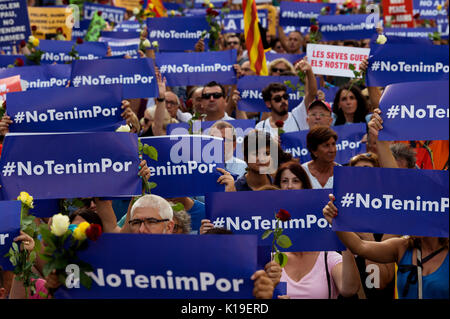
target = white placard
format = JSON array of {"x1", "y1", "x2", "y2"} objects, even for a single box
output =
[{"x1": 307, "y1": 44, "x2": 370, "y2": 78}]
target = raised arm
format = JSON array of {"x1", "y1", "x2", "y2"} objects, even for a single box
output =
[
  {"x1": 294, "y1": 57, "x2": 317, "y2": 108},
  {"x1": 368, "y1": 108, "x2": 399, "y2": 168},
  {"x1": 152, "y1": 66, "x2": 168, "y2": 136}
]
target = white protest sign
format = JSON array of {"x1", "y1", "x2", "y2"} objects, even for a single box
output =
[{"x1": 307, "y1": 44, "x2": 370, "y2": 77}]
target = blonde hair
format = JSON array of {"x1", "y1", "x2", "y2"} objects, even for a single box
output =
[{"x1": 268, "y1": 58, "x2": 296, "y2": 75}]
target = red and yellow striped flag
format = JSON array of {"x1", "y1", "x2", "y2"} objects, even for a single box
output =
[
  {"x1": 147, "y1": 0, "x2": 167, "y2": 17},
  {"x1": 243, "y1": 0, "x2": 268, "y2": 75}
]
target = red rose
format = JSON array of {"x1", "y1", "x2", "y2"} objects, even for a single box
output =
[
  {"x1": 76, "y1": 37, "x2": 84, "y2": 44},
  {"x1": 31, "y1": 25, "x2": 37, "y2": 31},
  {"x1": 185, "y1": 99, "x2": 193, "y2": 109},
  {"x1": 276, "y1": 209, "x2": 291, "y2": 221},
  {"x1": 97, "y1": 11, "x2": 103, "y2": 16},
  {"x1": 310, "y1": 25, "x2": 319, "y2": 33},
  {"x1": 19, "y1": 40, "x2": 26, "y2": 48},
  {"x1": 325, "y1": 6, "x2": 331, "y2": 13},
  {"x1": 206, "y1": 7, "x2": 213, "y2": 15},
  {"x1": 56, "y1": 27, "x2": 63, "y2": 34},
  {"x1": 211, "y1": 10, "x2": 220, "y2": 17},
  {"x1": 14, "y1": 58, "x2": 24, "y2": 67},
  {"x1": 414, "y1": 13, "x2": 420, "y2": 19},
  {"x1": 139, "y1": 0, "x2": 145, "y2": 5},
  {"x1": 86, "y1": 224, "x2": 102, "y2": 241},
  {"x1": 275, "y1": 120, "x2": 284, "y2": 128}
]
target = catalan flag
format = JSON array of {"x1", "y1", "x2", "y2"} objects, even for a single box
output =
[
  {"x1": 147, "y1": 0, "x2": 167, "y2": 17},
  {"x1": 243, "y1": 0, "x2": 268, "y2": 75}
]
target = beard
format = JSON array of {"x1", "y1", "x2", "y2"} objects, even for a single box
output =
[{"x1": 272, "y1": 104, "x2": 288, "y2": 116}]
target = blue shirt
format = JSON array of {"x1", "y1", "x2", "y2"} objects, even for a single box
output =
[{"x1": 188, "y1": 200, "x2": 205, "y2": 234}]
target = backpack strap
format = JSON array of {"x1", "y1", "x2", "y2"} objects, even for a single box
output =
[{"x1": 324, "y1": 252, "x2": 331, "y2": 299}]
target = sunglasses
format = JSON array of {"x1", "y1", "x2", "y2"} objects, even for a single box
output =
[
  {"x1": 271, "y1": 67, "x2": 287, "y2": 73},
  {"x1": 272, "y1": 93, "x2": 289, "y2": 103},
  {"x1": 227, "y1": 41, "x2": 239, "y2": 46},
  {"x1": 202, "y1": 92, "x2": 223, "y2": 100}
]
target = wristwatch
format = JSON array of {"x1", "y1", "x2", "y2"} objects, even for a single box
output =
[{"x1": 156, "y1": 97, "x2": 165, "y2": 102}]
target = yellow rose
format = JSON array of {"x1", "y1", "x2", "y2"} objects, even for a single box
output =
[
  {"x1": 73, "y1": 222, "x2": 90, "y2": 241},
  {"x1": 32, "y1": 38, "x2": 40, "y2": 47},
  {"x1": 151, "y1": 41, "x2": 159, "y2": 47},
  {"x1": 116, "y1": 124, "x2": 131, "y2": 132},
  {"x1": 149, "y1": 3, "x2": 154, "y2": 10},
  {"x1": 376, "y1": 34, "x2": 387, "y2": 44},
  {"x1": 17, "y1": 191, "x2": 34, "y2": 208},
  {"x1": 209, "y1": 3, "x2": 214, "y2": 8},
  {"x1": 437, "y1": 4, "x2": 442, "y2": 10},
  {"x1": 51, "y1": 214, "x2": 70, "y2": 236}
]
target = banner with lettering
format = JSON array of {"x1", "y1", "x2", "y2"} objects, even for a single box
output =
[
  {"x1": 114, "y1": 20, "x2": 142, "y2": 33},
  {"x1": 413, "y1": 0, "x2": 448, "y2": 24},
  {"x1": 0, "y1": 132, "x2": 141, "y2": 200},
  {"x1": 333, "y1": 166, "x2": 449, "y2": 237},
  {"x1": 70, "y1": 58, "x2": 158, "y2": 99},
  {"x1": 237, "y1": 75, "x2": 304, "y2": 112},
  {"x1": 377, "y1": 81, "x2": 449, "y2": 141},
  {"x1": 146, "y1": 17, "x2": 209, "y2": 51},
  {"x1": 71, "y1": 19, "x2": 91, "y2": 40},
  {"x1": 382, "y1": 0, "x2": 414, "y2": 28},
  {"x1": 155, "y1": 50, "x2": 237, "y2": 86},
  {"x1": 38, "y1": 40, "x2": 108, "y2": 64},
  {"x1": 84, "y1": 3, "x2": 126, "y2": 25},
  {"x1": 98, "y1": 37, "x2": 140, "y2": 58},
  {"x1": 7, "y1": 85, "x2": 123, "y2": 133},
  {"x1": 318, "y1": 14, "x2": 377, "y2": 41},
  {"x1": 28, "y1": 6, "x2": 73, "y2": 41},
  {"x1": 206, "y1": 189, "x2": 346, "y2": 252},
  {"x1": 0, "y1": 0, "x2": 31, "y2": 46},
  {"x1": 281, "y1": 123, "x2": 366, "y2": 165},
  {"x1": 0, "y1": 201, "x2": 21, "y2": 271},
  {"x1": 0, "y1": 64, "x2": 70, "y2": 91},
  {"x1": 54, "y1": 233, "x2": 257, "y2": 299},
  {"x1": 383, "y1": 27, "x2": 438, "y2": 39},
  {"x1": 139, "y1": 135, "x2": 225, "y2": 197},
  {"x1": 307, "y1": 44, "x2": 370, "y2": 77},
  {"x1": 279, "y1": 2, "x2": 336, "y2": 27},
  {"x1": 366, "y1": 44, "x2": 449, "y2": 87},
  {"x1": 221, "y1": 10, "x2": 268, "y2": 34},
  {"x1": 0, "y1": 75, "x2": 22, "y2": 103},
  {"x1": 167, "y1": 119, "x2": 256, "y2": 161}
]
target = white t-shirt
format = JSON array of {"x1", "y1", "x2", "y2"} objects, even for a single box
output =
[
  {"x1": 255, "y1": 100, "x2": 308, "y2": 137},
  {"x1": 302, "y1": 161, "x2": 341, "y2": 189}
]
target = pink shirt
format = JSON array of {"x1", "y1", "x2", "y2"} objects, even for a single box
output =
[{"x1": 280, "y1": 251, "x2": 342, "y2": 299}]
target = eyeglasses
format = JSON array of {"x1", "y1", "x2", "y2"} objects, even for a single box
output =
[
  {"x1": 144, "y1": 118, "x2": 151, "y2": 124},
  {"x1": 202, "y1": 92, "x2": 223, "y2": 100},
  {"x1": 128, "y1": 217, "x2": 169, "y2": 228},
  {"x1": 166, "y1": 100, "x2": 178, "y2": 107},
  {"x1": 271, "y1": 67, "x2": 287, "y2": 73},
  {"x1": 272, "y1": 93, "x2": 289, "y2": 102}
]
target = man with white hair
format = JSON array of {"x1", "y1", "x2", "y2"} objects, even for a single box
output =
[{"x1": 124, "y1": 194, "x2": 175, "y2": 234}]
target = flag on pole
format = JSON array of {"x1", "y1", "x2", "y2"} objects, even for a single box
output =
[
  {"x1": 147, "y1": 0, "x2": 167, "y2": 17},
  {"x1": 243, "y1": 0, "x2": 268, "y2": 75}
]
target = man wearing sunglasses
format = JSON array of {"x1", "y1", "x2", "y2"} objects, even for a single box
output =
[
  {"x1": 255, "y1": 58, "x2": 317, "y2": 137},
  {"x1": 225, "y1": 34, "x2": 245, "y2": 64},
  {"x1": 202, "y1": 81, "x2": 235, "y2": 122}
]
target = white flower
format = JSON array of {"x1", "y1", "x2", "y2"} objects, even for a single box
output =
[
  {"x1": 376, "y1": 34, "x2": 387, "y2": 45},
  {"x1": 116, "y1": 124, "x2": 131, "y2": 132},
  {"x1": 142, "y1": 39, "x2": 151, "y2": 48},
  {"x1": 50, "y1": 214, "x2": 70, "y2": 236},
  {"x1": 151, "y1": 41, "x2": 159, "y2": 47},
  {"x1": 28, "y1": 35, "x2": 36, "y2": 43},
  {"x1": 133, "y1": 7, "x2": 140, "y2": 15}
]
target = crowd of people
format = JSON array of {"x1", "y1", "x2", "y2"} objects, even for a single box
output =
[{"x1": 0, "y1": 0, "x2": 448, "y2": 300}]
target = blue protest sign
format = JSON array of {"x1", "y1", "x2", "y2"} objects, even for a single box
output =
[
  {"x1": 84, "y1": 3, "x2": 126, "y2": 24},
  {"x1": 155, "y1": 50, "x2": 237, "y2": 86},
  {"x1": 265, "y1": 52, "x2": 306, "y2": 66},
  {"x1": 237, "y1": 75, "x2": 304, "y2": 112},
  {"x1": 114, "y1": 21, "x2": 142, "y2": 33},
  {"x1": 71, "y1": 19, "x2": 91, "y2": 39},
  {"x1": 193, "y1": 0, "x2": 226, "y2": 8},
  {"x1": 38, "y1": 40, "x2": 108, "y2": 64},
  {"x1": 54, "y1": 233, "x2": 257, "y2": 299},
  {"x1": 206, "y1": 190, "x2": 346, "y2": 252},
  {"x1": 100, "y1": 31, "x2": 140, "y2": 39},
  {"x1": 147, "y1": 16, "x2": 209, "y2": 51},
  {"x1": 70, "y1": 58, "x2": 158, "y2": 99},
  {"x1": 318, "y1": 14, "x2": 377, "y2": 41},
  {"x1": 221, "y1": 10, "x2": 268, "y2": 34},
  {"x1": 167, "y1": 119, "x2": 256, "y2": 161},
  {"x1": 0, "y1": 0, "x2": 31, "y2": 46},
  {"x1": 413, "y1": 0, "x2": 448, "y2": 23},
  {"x1": 30, "y1": 199, "x2": 60, "y2": 218},
  {"x1": 0, "y1": 54, "x2": 34, "y2": 69},
  {"x1": 140, "y1": 135, "x2": 225, "y2": 197},
  {"x1": 383, "y1": 27, "x2": 437, "y2": 39},
  {"x1": 98, "y1": 37, "x2": 140, "y2": 58},
  {"x1": 333, "y1": 166, "x2": 449, "y2": 238},
  {"x1": 281, "y1": 123, "x2": 366, "y2": 165},
  {"x1": 0, "y1": 201, "x2": 21, "y2": 271},
  {"x1": 0, "y1": 132, "x2": 141, "y2": 200},
  {"x1": 0, "y1": 64, "x2": 71, "y2": 90},
  {"x1": 6, "y1": 85, "x2": 123, "y2": 133},
  {"x1": 366, "y1": 44, "x2": 449, "y2": 87},
  {"x1": 377, "y1": 81, "x2": 449, "y2": 141},
  {"x1": 279, "y1": 2, "x2": 336, "y2": 27}
]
